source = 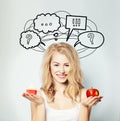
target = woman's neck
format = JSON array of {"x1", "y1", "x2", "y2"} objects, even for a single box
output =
[{"x1": 54, "y1": 83, "x2": 66, "y2": 93}]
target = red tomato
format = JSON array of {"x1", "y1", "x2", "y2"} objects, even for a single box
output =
[{"x1": 86, "y1": 88, "x2": 99, "y2": 97}]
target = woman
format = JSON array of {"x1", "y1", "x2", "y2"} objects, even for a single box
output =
[{"x1": 23, "y1": 42, "x2": 103, "y2": 121}]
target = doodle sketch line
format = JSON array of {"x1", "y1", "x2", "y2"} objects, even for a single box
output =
[{"x1": 19, "y1": 10, "x2": 105, "y2": 59}]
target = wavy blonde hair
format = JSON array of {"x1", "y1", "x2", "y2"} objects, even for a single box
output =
[{"x1": 41, "y1": 42, "x2": 84, "y2": 102}]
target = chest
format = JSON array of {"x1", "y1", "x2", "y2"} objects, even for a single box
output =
[
  {"x1": 45, "y1": 102, "x2": 80, "y2": 121},
  {"x1": 48, "y1": 94, "x2": 76, "y2": 110},
  {"x1": 42, "y1": 91, "x2": 81, "y2": 121}
]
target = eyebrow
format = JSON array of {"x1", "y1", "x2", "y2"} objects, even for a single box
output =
[
  {"x1": 52, "y1": 61, "x2": 69, "y2": 64},
  {"x1": 52, "y1": 61, "x2": 59, "y2": 63}
]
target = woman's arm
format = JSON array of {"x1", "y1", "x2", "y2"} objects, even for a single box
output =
[
  {"x1": 79, "y1": 88, "x2": 103, "y2": 121},
  {"x1": 79, "y1": 89, "x2": 91, "y2": 121},
  {"x1": 79, "y1": 104, "x2": 91, "y2": 121},
  {"x1": 31, "y1": 102, "x2": 45, "y2": 121},
  {"x1": 23, "y1": 90, "x2": 46, "y2": 121}
]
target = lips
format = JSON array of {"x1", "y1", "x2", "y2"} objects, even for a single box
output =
[{"x1": 56, "y1": 74, "x2": 67, "y2": 79}]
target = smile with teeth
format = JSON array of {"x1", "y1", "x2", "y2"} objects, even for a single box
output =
[{"x1": 56, "y1": 74, "x2": 67, "y2": 78}]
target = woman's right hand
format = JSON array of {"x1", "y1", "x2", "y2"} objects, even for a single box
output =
[{"x1": 22, "y1": 90, "x2": 44, "y2": 105}]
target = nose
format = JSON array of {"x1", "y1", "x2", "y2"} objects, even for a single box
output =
[{"x1": 59, "y1": 66, "x2": 65, "y2": 73}]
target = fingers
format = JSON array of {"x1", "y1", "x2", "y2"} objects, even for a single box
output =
[
  {"x1": 22, "y1": 92, "x2": 38, "y2": 101},
  {"x1": 88, "y1": 96, "x2": 103, "y2": 106},
  {"x1": 22, "y1": 92, "x2": 44, "y2": 105},
  {"x1": 81, "y1": 96, "x2": 103, "y2": 108}
]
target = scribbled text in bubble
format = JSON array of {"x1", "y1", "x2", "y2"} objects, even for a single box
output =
[
  {"x1": 20, "y1": 30, "x2": 41, "y2": 49},
  {"x1": 65, "y1": 15, "x2": 87, "y2": 40},
  {"x1": 74, "y1": 31, "x2": 105, "y2": 49},
  {"x1": 33, "y1": 13, "x2": 61, "y2": 34}
]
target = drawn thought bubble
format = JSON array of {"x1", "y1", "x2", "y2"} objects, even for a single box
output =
[
  {"x1": 20, "y1": 30, "x2": 41, "y2": 49},
  {"x1": 33, "y1": 13, "x2": 61, "y2": 34}
]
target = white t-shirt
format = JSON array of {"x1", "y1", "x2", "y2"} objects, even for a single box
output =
[{"x1": 41, "y1": 90, "x2": 80, "y2": 121}]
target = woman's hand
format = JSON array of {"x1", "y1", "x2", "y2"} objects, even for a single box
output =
[
  {"x1": 79, "y1": 89, "x2": 103, "y2": 121},
  {"x1": 22, "y1": 90, "x2": 44, "y2": 105},
  {"x1": 80, "y1": 88, "x2": 103, "y2": 108},
  {"x1": 81, "y1": 95, "x2": 103, "y2": 108}
]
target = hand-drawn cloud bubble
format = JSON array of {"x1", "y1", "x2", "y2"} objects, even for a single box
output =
[
  {"x1": 19, "y1": 30, "x2": 42, "y2": 49},
  {"x1": 33, "y1": 13, "x2": 61, "y2": 34},
  {"x1": 65, "y1": 15, "x2": 87, "y2": 41},
  {"x1": 74, "y1": 31, "x2": 105, "y2": 49}
]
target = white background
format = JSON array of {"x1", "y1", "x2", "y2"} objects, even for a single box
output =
[{"x1": 0, "y1": 0, "x2": 120, "y2": 121}]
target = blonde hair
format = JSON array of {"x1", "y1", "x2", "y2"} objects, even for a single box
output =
[{"x1": 41, "y1": 42, "x2": 84, "y2": 102}]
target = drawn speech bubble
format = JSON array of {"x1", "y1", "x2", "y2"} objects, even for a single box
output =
[
  {"x1": 65, "y1": 15, "x2": 87, "y2": 40},
  {"x1": 74, "y1": 31, "x2": 105, "y2": 49}
]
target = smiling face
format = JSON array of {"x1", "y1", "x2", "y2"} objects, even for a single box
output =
[{"x1": 50, "y1": 52, "x2": 70, "y2": 85}]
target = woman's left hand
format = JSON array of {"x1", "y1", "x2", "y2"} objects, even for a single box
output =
[
  {"x1": 81, "y1": 95, "x2": 103, "y2": 108},
  {"x1": 80, "y1": 88, "x2": 103, "y2": 108}
]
